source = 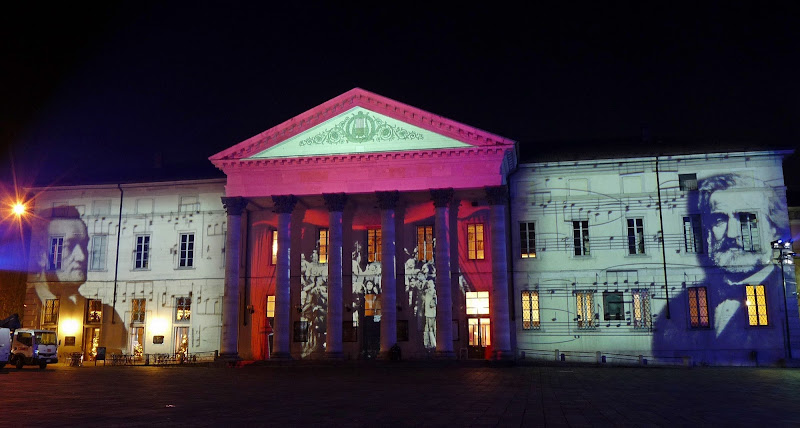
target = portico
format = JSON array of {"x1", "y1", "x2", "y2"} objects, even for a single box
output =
[{"x1": 210, "y1": 89, "x2": 517, "y2": 360}]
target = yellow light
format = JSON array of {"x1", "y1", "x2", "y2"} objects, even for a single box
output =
[
  {"x1": 151, "y1": 317, "x2": 169, "y2": 335},
  {"x1": 61, "y1": 319, "x2": 80, "y2": 336},
  {"x1": 12, "y1": 202, "x2": 26, "y2": 216}
]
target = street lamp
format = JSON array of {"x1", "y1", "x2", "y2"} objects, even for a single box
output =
[{"x1": 772, "y1": 239, "x2": 796, "y2": 360}]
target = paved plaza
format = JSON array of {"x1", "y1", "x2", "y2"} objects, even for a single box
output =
[{"x1": 2, "y1": 361, "x2": 800, "y2": 427}]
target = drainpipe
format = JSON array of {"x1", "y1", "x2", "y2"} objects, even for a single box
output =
[
  {"x1": 111, "y1": 184, "x2": 124, "y2": 323},
  {"x1": 655, "y1": 157, "x2": 670, "y2": 319},
  {"x1": 505, "y1": 158, "x2": 520, "y2": 324}
]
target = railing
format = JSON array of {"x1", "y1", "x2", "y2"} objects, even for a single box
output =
[
  {"x1": 518, "y1": 348, "x2": 691, "y2": 367},
  {"x1": 107, "y1": 351, "x2": 219, "y2": 366}
]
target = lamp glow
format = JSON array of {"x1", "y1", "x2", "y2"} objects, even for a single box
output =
[
  {"x1": 12, "y1": 202, "x2": 26, "y2": 216},
  {"x1": 61, "y1": 319, "x2": 80, "y2": 336}
]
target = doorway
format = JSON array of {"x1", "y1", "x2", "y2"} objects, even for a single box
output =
[
  {"x1": 466, "y1": 291, "x2": 490, "y2": 359},
  {"x1": 83, "y1": 327, "x2": 100, "y2": 361}
]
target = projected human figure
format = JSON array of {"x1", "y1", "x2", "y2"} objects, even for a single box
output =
[
  {"x1": 33, "y1": 210, "x2": 89, "y2": 308},
  {"x1": 653, "y1": 173, "x2": 791, "y2": 364},
  {"x1": 300, "y1": 249, "x2": 328, "y2": 357}
]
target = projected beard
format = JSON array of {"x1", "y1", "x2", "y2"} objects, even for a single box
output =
[{"x1": 45, "y1": 218, "x2": 89, "y2": 286}]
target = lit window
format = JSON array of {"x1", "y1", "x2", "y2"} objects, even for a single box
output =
[
  {"x1": 266, "y1": 295, "x2": 275, "y2": 318},
  {"x1": 467, "y1": 224, "x2": 485, "y2": 260},
  {"x1": 631, "y1": 290, "x2": 651, "y2": 329},
  {"x1": 43, "y1": 299, "x2": 59, "y2": 324},
  {"x1": 521, "y1": 290, "x2": 540, "y2": 330},
  {"x1": 416, "y1": 226, "x2": 434, "y2": 262},
  {"x1": 131, "y1": 298, "x2": 146, "y2": 323},
  {"x1": 520, "y1": 222, "x2": 536, "y2": 258},
  {"x1": 134, "y1": 235, "x2": 150, "y2": 269},
  {"x1": 90, "y1": 235, "x2": 108, "y2": 271},
  {"x1": 367, "y1": 228, "x2": 382, "y2": 262},
  {"x1": 468, "y1": 318, "x2": 491, "y2": 346},
  {"x1": 271, "y1": 231, "x2": 278, "y2": 265},
  {"x1": 179, "y1": 233, "x2": 195, "y2": 268},
  {"x1": 679, "y1": 173, "x2": 698, "y2": 191},
  {"x1": 746, "y1": 285, "x2": 768, "y2": 326},
  {"x1": 293, "y1": 320, "x2": 309, "y2": 342},
  {"x1": 48, "y1": 237, "x2": 64, "y2": 271},
  {"x1": 176, "y1": 296, "x2": 191, "y2": 322},
  {"x1": 466, "y1": 291, "x2": 489, "y2": 315},
  {"x1": 576, "y1": 291, "x2": 594, "y2": 328},
  {"x1": 603, "y1": 292, "x2": 624, "y2": 320},
  {"x1": 683, "y1": 215, "x2": 703, "y2": 254},
  {"x1": 739, "y1": 213, "x2": 761, "y2": 252},
  {"x1": 364, "y1": 294, "x2": 381, "y2": 317},
  {"x1": 573, "y1": 221, "x2": 590, "y2": 256},
  {"x1": 318, "y1": 229, "x2": 329, "y2": 264},
  {"x1": 627, "y1": 219, "x2": 645, "y2": 255},
  {"x1": 688, "y1": 287, "x2": 709, "y2": 328},
  {"x1": 86, "y1": 299, "x2": 102, "y2": 323}
]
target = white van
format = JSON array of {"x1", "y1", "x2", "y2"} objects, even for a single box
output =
[
  {"x1": 0, "y1": 328, "x2": 10, "y2": 369},
  {"x1": 10, "y1": 329, "x2": 58, "y2": 369}
]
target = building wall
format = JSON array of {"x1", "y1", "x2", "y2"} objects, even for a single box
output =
[
  {"x1": 511, "y1": 151, "x2": 800, "y2": 365},
  {"x1": 23, "y1": 179, "x2": 226, "y2": 361}
]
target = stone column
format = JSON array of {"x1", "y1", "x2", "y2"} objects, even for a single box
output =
[
  {"x1": 486, "y1": 186, "x2": 512, "y2": 360},
  {"x1": 323, "y1": 193, "x2": 347, "y2": 359},
  {"x1": 271, "y1": 195, "x2": 298, "y2": 359},
  {"x1": 431, "y1": 188, "x2": 455, "y2": 358},
  {"x1": 377, "y1": 191, "x2": 400, "y2": 359},
  {"x1": 220, "y1": 196, "x2": 248, "y2": 360}
]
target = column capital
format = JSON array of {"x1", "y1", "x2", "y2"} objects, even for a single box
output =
[
  {"x1": 430, "y1": 188, "x2": 454, "y2": 208},
  {"x1": 323, "y1": 193, "x2": 348, "y2": 212},
  {"x1": 485, "y1": 186, "x2": 509, "y2": 205},
  {"x1": 221, "y1": 197, "x2": 248, "y2": 216},
  {"x1": 272, "y1": 195, "x2": 298, "y2": 214},
  {"x1": 376, "y1": 191, "x2": 400, "y2": 210}
]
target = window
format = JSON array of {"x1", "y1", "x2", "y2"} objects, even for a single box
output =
[
  {"x1": 271, "y1": 231, "x2": 278, "y2": 265},
  {"x1": 318, "y1": 229, "x2": 329, "y2": 264},
  {"x1": 745, "y1": 285, "x2": 768, "y2": 326},
  {"x1": 627, "y1": 219, "x2": 645, "y2": 255},
  {"x1": 521, "y1": 290, "x2": 540, "y2": 330},
  {"x1": 467, "y1": 224, "x2": 485, "y2": 260},
  {"x1": 90, "y1": 235, "x2": 108, "y2": 271},
  {"x1": 48, "y1": 237, "x2": 64, "y2": 271},
  {"x1": 293, "y1": 320, "x2": 309, "y2": 342},
  {"x1": 603, "y1": 292, "x2": 624, "y2": 320},
  {"x1": 134, "y1": 235, "x2": 150, "y2": 269},
  {"x1": 343, "y1": 321, "x2": 358, "y2": 342},
  {"x1": 688, "y1": 287, "x2": 710, "y2": 328},
  {"x1": 466, "y1": 291, "x2": 490, "y2": 315},
  {"x1": 367, "y1": 228, "x2": 382, "y2": 262},
  {"x1": 397, "y1": 320, "x2": 409, "y2": 342},
  {"x1": 364, "y1": 294, "x2": 381, "y2": 316},
  {"x1": 679, "y1": 173, "x2": 698, "y2": 191},
  {"x1": 631, "y1": 290, "x2": 652, "y2": 329},
  {"x1": 576, "y1": 291, "x2": 595, "y2": 328},
  {"x1": 739, "y1": 213, "x2": 761, "y2": 252},
  {"x1": 179, "y1": 233, "x2": 195, "y2": 268},
  {"x1": 176, "y1": 296, "x2": 191, "y2": 322},
  {"x1": 683, "y1": 215, "x2": 703, "y2": 254},
  {"x1": 131, "y1": 298, "x2": 146, "y2": 323},
  {"x1": 520, "y1": 222, "x2": 536, "y2": 258},
  {"x1": 86, "y1": 299, "x2": 102, "y2": 323},
  {"x1": 266, "y1": 295, "x2": 275, "y2": 318},
  {"x1": 416, "y1": 226, "x2": 434, "y2": 261},
  {"x1": 43, "y1": 299, "x2": 59, "y2": 324},
  {"x1": 573, "y1": 221, "x2": 590, "y2": 256}
]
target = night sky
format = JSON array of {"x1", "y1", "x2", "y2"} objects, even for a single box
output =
[{"x1": 2, "y1": 2, "x2": 799, "y2": 199}]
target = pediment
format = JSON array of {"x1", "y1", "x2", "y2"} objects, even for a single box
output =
[{"x1": 247, "y1": 106, "x2": 470, "y2": 159}]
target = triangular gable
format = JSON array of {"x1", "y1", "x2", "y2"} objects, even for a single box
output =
[
  {"x1": 210, "y1": 88, "x2": 514, "y2": 163},
  {"x1": 247, "y1": 106, "x2": 470, "y2": 159}
]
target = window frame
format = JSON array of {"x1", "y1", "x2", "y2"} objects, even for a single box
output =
[
  {"x1": 626, "y1": 218, "x2": 645, "y2": 255},
  {"x1": 738, "y1": 212, "x2": 761, "y2": 253},
  {"x1": 178, "y1": 232, "x2": 195, "y2": 268},
  {"x1": 688, "y1": 286, "x2": 710, "y2": 328},
  {"x1": 467, "y1": 223, "x2": 485, "y2": 260},
  {"x1": 131, "y1": 298, "x2": 146, "y2": 324},
  {"x1": 603, "y1": 291, "x2": 624, "y2": 321},
  {"x1": 89, "y1": 234, "x2": 108, "y2": 271},
  {"x1": 416, "y1": 225, "x2": 434, "y2": 262},
  {"x1": 682, "y1": 215, "x2": 703, "y2": 254},
  {"x1": 318, "y1": 228, "x2": 329, "y2": 264},
  {"x1": 631, "y1": 290, "x2": 652, "y2": 329},
  {"x1": 134, "y1": 234, "x2": 151, "y2": 270},
  {"x1": 466, "y1": 291, "x2": 490, "y2": 316},
  {"x1": 43, "y1": 299, "x2": 60, "y2": 325},
  {"x1": 521, "y1": 290, "x2": 540, "y2": 330},
  {"x1": 573, "y1": 221, "x2": 590, "y2": 256},
  {"x1": 575, "y1": 291, "x2": 595, "y2": 329},
  {"x1": 745, "y1": 285, "x2": 769, "y2": 326},
  {"x1": 48, "y1": 236, "x2": 64, "y2": 271},
  {"x1": 367, "y1": 228, "x2": 382, "y2": 263},
  {"x1": 175, "y1": 296, "x2": 191, "y2": 322},
  {"x1": 270, "y1": 230, "x2": 278, "y2": 265},
  {"x1": 520, "y1": 222, "x2": 536, "y2": 259},
  {"x1": 86, "y1": 299, "x2": 102, "y2": 324}
]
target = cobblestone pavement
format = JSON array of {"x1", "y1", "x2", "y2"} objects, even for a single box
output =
[{"x1": 2, "y1": 361, "x2": 800, "y2": 427}]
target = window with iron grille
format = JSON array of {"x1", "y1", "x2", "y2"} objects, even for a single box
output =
[
  {"x1": 175, "y1": 296, "x2": 191, "y2": 322},
  {"x1": 293, "y1": 320, "x2": 309, "y2": 342},
  {"x1": 90, "y1": 235, "x2": 108, "y2": 271},
  {"x1": 745, "y1": 285, "x2": 768, "y2": 326},
  {"x1": 43, "y1": 299, "x2": 59, "y2": 324},
  {"x1": 179, "y1": 233, "x2": 195, "y2": 268},
  {"x1": 86, "y1": 299, "x2": 102, "y2": 324},
  {"x1": 367, "y1": 228, "x2": 381, "y2": 262},
  {"x1": 134, "y1": 235, "x2": 150, "y2": 269},
  {"x1": 631, "y1": 290, "x2": 652, "y2": 329},
  {"x1": 573, "y1": 221, "x2": 590, "y2": 256},
  {"x1": 739, "y1": 213, "x2": 761, "y2": 252},
  {"x1": 416, "y1": 226, "x2": 434, "y2": 261},
  {"x1": 521, "y1": 290, "x2": 540, "y2": 330},
  {"x1": 688, "y1": 287, "x2": 709, "y2": 328},
  {"x1": 683, "y1": 215, "x2": 703, "y2": 254},
  {"x1": 626, "y1": 218, "x2": 645, "y2": 255},
  {"x1": 520, "y1": 222, "x2": 536, "y2": 258},
  {"x1": 318, "y1": 229, "x2": 329, "y2": 264},
  {"x1": 48, "y1": 237, "x2": 64, "y2": 271},
  {"x1": 575, "y1": 291, "x2": 595, "y2": 328},
  {"x1": 467, "y1": 223, "x2": 485, "y2": 260},
  {"x1": 131, "y1": 298, "x2": 146, "y2": 323}
]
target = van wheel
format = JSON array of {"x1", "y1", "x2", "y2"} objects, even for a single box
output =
[
  {"x1": 15, "y1": 357, "x2": 24, "y2": 369},
  {"x1": 39, "y1": 363, "x2": 47, "y2": 370}
]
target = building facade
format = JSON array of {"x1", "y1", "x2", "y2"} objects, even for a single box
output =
[{"x1": 20, "y1": 89, "x2": 799, "y2": 365}]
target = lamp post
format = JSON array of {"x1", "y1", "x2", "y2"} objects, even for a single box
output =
[{"x1": 772, "y1": 239, "x2": 796, "y2": 360}]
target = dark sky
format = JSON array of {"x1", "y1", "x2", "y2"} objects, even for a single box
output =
[{"x1": 2, "y1": 2, "x2": 799, "y2": 198}]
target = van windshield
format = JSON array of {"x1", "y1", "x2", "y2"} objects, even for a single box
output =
[{"x1": 35, "y1": 332, "x2": 57, "y2": 346}]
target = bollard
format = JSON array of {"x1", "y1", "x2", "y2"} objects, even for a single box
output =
[
  {"x1": 145, "y1": 354, "x2": 150, "y2": 366},
  {"x1": 682, "y1": 356, "x2": 691, "y2": 367},
  {"x1": 638, "y1": 355, "x2": 644, "y2": 365},
  {"x1": 601, "y1": 355, "x2": 606, "y2": 363},
  {"x1": 560, "y1": 353, "x2": 565, "y2": 362},
  {"x1": 596, "y1": 351, "x2": 602, "y2": 364},
  {"x1": 555, "y1": 349, "x2": 559, "y2": 361}
]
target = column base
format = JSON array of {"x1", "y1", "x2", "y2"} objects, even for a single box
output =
[
  {"x1": 270, "y1": 352, "x2": 293, "y2": 360},
  {"x1": 434, "y1": 350, "x2": 456, "y2": 359},
  {"x1": 217, "y1": 352, "x2": 241, "y2": 362}
]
